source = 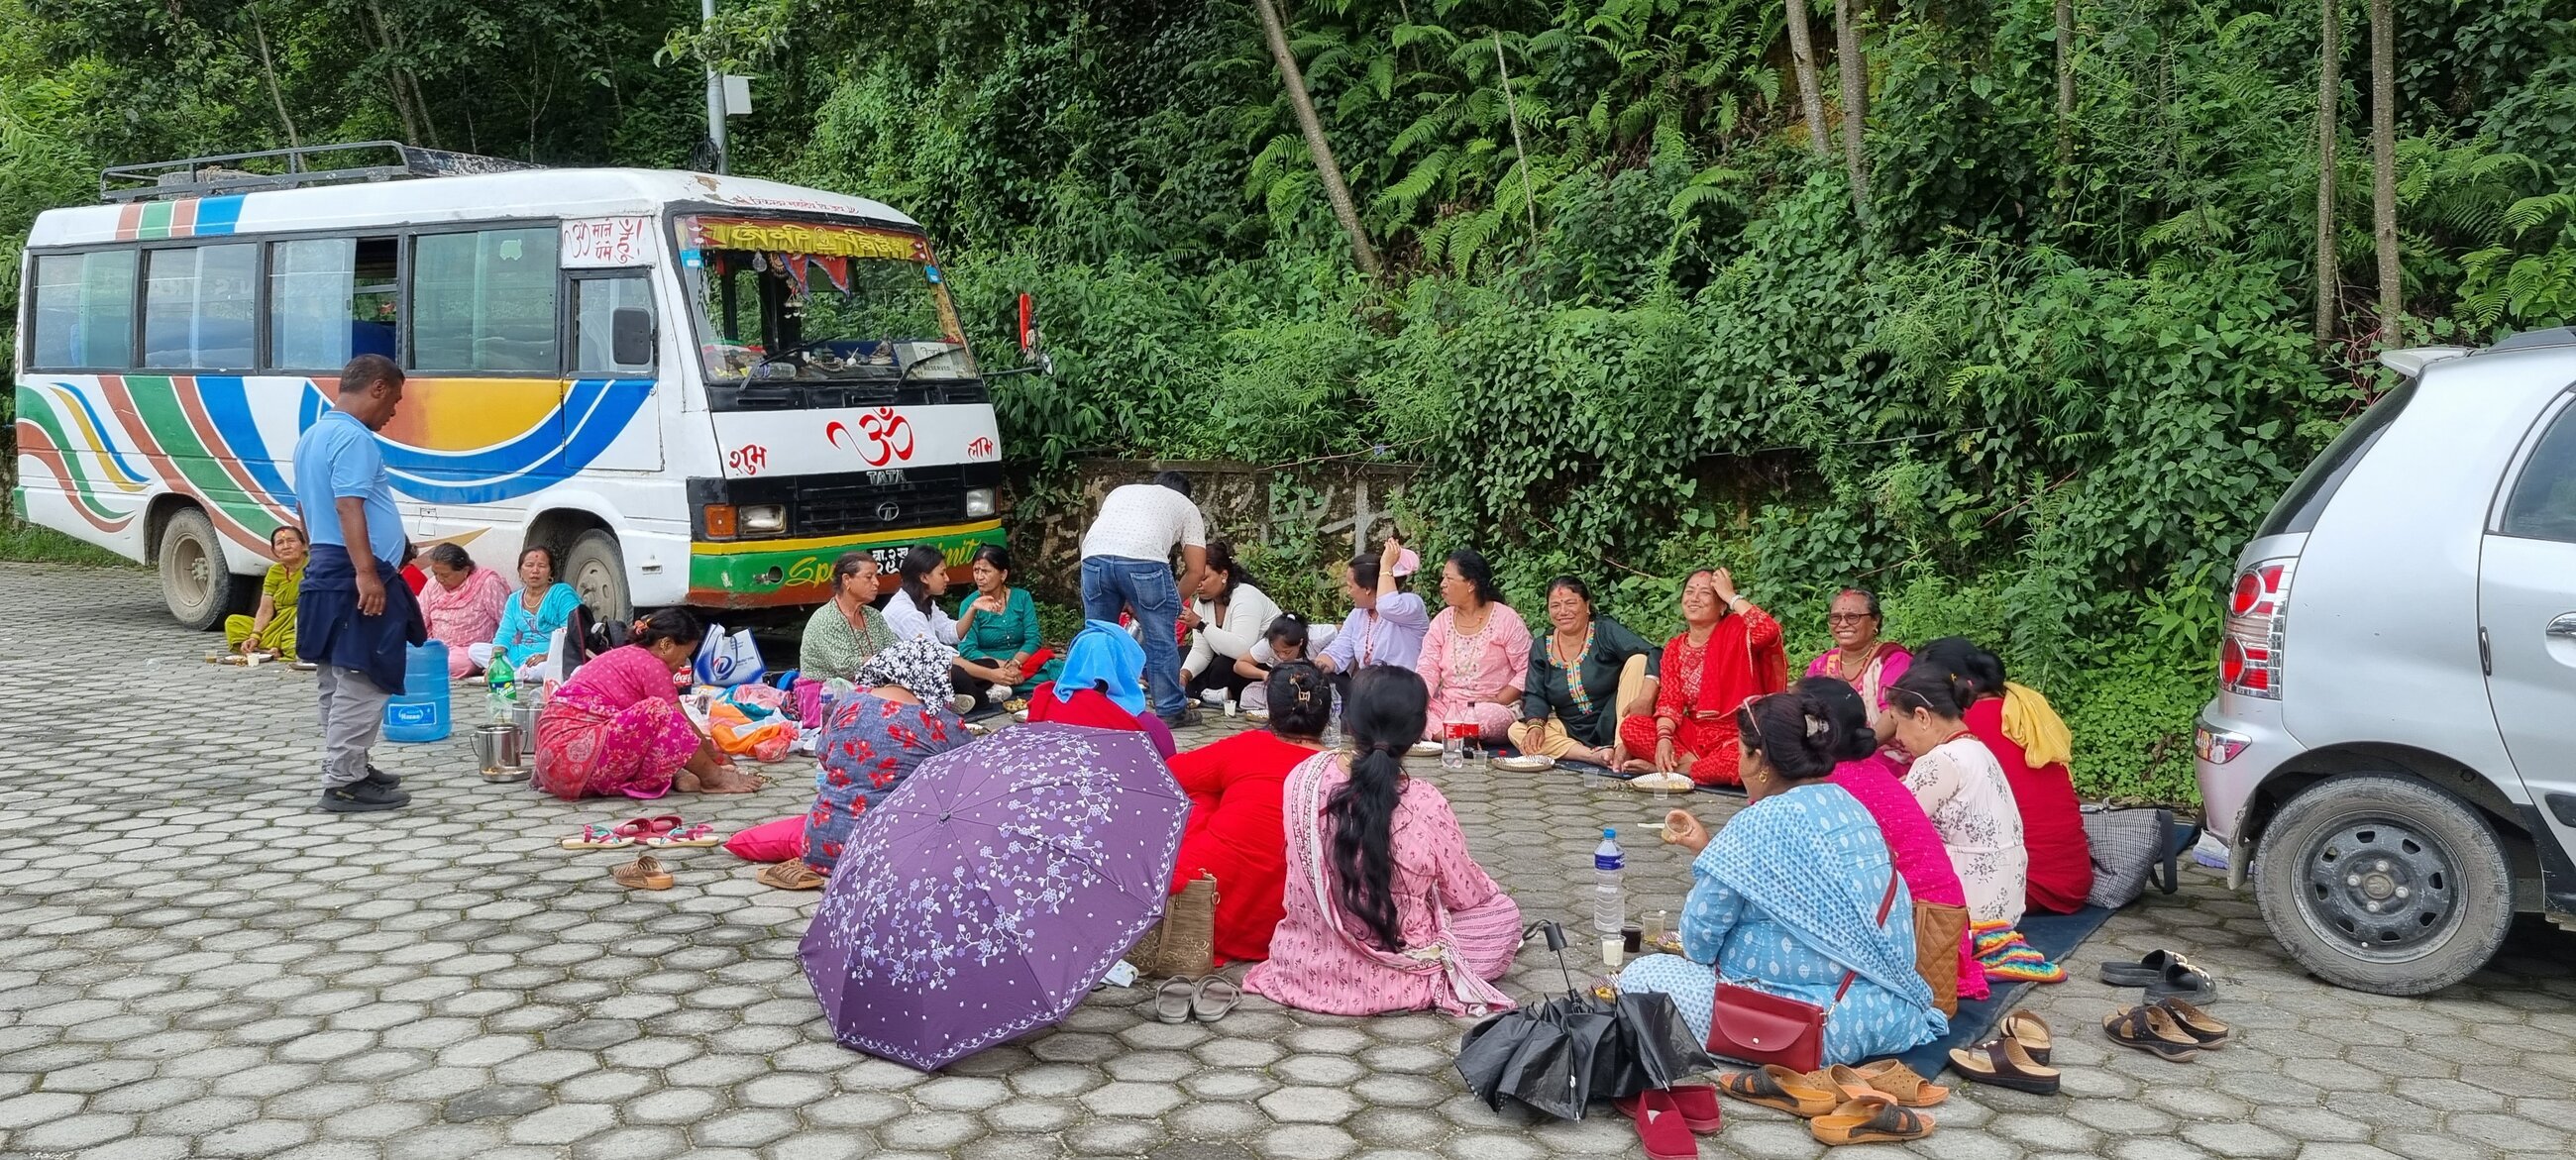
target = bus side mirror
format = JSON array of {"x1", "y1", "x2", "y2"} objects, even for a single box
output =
[
  {"x1": 610, "y1": 306, "x2": 654, "y2": 367},
  {"x1": 1015, "y1": 292, "x2": 1055, "y2": 377}
]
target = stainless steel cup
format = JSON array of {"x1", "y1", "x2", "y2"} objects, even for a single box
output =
[{"x1": 472, "y1": 722, "x2": 521, "y2": 772}]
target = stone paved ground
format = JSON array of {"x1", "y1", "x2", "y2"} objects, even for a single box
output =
[{"x1": 3, "y1": 560, "x2": 2575, "y2": 1160}]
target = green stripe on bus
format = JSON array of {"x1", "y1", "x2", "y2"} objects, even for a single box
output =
[{"x1": 138, "y1": 201, "x2": 173, "y2": 240}]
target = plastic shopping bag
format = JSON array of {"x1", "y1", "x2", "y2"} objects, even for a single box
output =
[{"x1": 694, "y1": 624, "x2": 767, "y2": 687}]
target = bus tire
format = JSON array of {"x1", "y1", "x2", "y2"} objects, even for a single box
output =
[
  {"x1": 159, "y1": 506, "x2": 240, "y2": 631},
  {"x1": 563, "y1": 528, "x2": 632, "y2": 627}
]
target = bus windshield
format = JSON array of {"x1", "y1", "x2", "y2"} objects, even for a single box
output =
[{"x1": 681, "y1": 215, "x2": 976, "y2": 383}]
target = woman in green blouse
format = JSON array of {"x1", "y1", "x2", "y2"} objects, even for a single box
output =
[
  {"x1": 952, "y1": 545, "x2": 1064, "y2": 709},
  {"x1": 1509, "y1": 576, "x2": 1661, "y2": 766}
]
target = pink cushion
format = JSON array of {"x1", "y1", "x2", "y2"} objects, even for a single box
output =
[{"x1": 723, "y1": 815, "x2": 807, "y2": 863}]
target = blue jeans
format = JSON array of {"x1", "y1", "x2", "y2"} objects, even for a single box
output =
[{"x1": 1080, "y1": 555, "x2": 1187, "y2": 720}]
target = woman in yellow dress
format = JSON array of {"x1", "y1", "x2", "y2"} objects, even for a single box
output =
[{"x1": 225, "y1": 525, "x2": 307, "y2": 659}]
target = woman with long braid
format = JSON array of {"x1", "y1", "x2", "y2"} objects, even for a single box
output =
[{"x1": 1245, "y1": 666, "x2": 1523, "y2": 1015}]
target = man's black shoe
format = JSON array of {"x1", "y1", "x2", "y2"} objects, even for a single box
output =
[
  {"x1": 319, "y1": 780, "x2": 411, "y2": 813},
  {"x1": 1163, "y1": 705, "x2": 1205, "y2": 728},
  {"x1": 364, "y1": 764, "x2": 403, "y2": 789}
]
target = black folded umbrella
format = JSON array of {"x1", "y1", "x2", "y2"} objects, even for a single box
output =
[{"x1": 1454, "y1": 922, "x2": 1714, "y2": 1120}]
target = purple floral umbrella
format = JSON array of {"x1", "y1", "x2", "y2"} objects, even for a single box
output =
[{"x1": 800, "y1": 721, "x2": 1187, "y2": 1070}]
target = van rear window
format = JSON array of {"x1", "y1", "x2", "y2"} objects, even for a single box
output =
[{"x1": 2257, "y1": 379, "x2": 2418, "y2": 537}]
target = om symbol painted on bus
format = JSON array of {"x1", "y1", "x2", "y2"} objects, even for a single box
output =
[
  {"x1": 825, "y1": 407, "x2": 915, "y2": 468},
  {"x1": 727, "y1": 443, "x2": 769, "y2": 476}
]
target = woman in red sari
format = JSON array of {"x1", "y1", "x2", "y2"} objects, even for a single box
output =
[
  {"x1": 1916, "y1": 637, "x2": 2093, "y2": 913},
  {"x1": 1617, "y1": 568, "x2": 1787, "y2": 787},
  {"x1": 1167, "y1": 661, "x2": 1333, "y2": 964}
]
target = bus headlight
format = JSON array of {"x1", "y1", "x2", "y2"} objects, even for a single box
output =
[
  {"x1": 740, "y1": 504, "x2": 787, "y2": 535},
  {"x1": 965, "y1": 488, "x2": 996, "y2": 519}
]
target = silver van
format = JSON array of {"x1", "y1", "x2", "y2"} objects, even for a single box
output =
[{"x1": 2198, "y1": 328, "x2": 2576, "y2": 996}]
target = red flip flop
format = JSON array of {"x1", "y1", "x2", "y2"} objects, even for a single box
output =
[
  {"x1": 1627, "y1": 1088, "x2": 1700, "y2": 1159},
  {"x1": 614, "y1": 815, "x2": 680, "y2": 843},
  {"x1": 1614, "y1": 1085, "x2": 1721, "y2": 1134}
]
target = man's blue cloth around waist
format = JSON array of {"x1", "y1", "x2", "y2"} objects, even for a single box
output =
[{"x1": 296, "y1": 544, "x2": 427, "y2": 694}]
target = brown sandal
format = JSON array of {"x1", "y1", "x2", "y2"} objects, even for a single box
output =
[
  {"x1": 1809, "y1": 1096, "x2": 1934, "y2": 1145},
  {"x1": 1947, "y1": 1036, "x2": 2063, "y2": 1096},
  {"x1": 1842, "y1": 1060, "x2": 1950, "y2": 1107},
  {"x1": 754, "y1": 861, "x2": 825, "y2": 891},
  {"x1": 1715, "y1": 1065, "x2": 1842, "y2": 1118},
  {"x1": 2152, "y1": 998, "x2": 2231, "y2": 1047},
  {"x1": 613, "y1": 854, "x2": 674, "y2": 891},
  {"x1": 2103, "y1": 1003, "x2": 2203, "y2": 1061},
  {"x1": 2001, "y1": 1010, "x2": 2054, "y2": 1064}
]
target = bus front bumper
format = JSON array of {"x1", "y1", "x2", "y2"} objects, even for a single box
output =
[{"x1": 685, "y1": 520, "x2": 1005, "y2": 609}]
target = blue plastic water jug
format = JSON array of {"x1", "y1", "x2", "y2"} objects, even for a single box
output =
[{"x1": 383, "y1": 641, "x2": 453, "y2": 742}]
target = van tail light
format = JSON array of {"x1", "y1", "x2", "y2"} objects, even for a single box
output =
[{"x1": 2221, "y1": 558, "x2": 2296, "y2": 699}]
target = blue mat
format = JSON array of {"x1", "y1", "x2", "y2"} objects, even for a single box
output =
[{"x1": 1886, "y1": 820, "x2": 2200, "y2": 1079}]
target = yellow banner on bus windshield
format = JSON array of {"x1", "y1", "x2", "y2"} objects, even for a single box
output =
[{"x1": 687, "y1": 217, "x2": 928, "y2": 262}]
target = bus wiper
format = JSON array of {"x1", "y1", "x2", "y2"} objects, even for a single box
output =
[{"x1": 897, "y1": 343, "x2": 971, "y2": 382}]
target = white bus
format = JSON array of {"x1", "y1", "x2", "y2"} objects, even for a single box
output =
[{"x1": 12, "y1": 143, "x2": 1024, "y2": 629}]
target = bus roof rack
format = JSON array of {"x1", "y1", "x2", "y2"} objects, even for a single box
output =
[{"x1": 100, "y1": 141, "x2": 543, "y2": 203}]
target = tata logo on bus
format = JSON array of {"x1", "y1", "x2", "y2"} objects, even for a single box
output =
[
  {"x1": 824, "y1": 407, "x2": 914, "y2": 467},
  {"x1": 865, "y1": 470, "x2": 906, "y2": 487}
]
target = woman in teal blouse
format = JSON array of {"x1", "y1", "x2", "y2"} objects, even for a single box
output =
[
  {"x1": 952, "y1": 545, "x2": 1062, "y2": 709},
  {"x1": 476, "y1": 546, "x2": 585, "y2": 679}
]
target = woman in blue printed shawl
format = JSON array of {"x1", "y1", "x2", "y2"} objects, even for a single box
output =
[{"x1": 1618, "y1": 687, "x2": 1947, "y2": 1066}]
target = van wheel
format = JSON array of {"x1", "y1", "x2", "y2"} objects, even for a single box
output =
[
  {"x1": 563, "y1": 528, "x2": 631, "y2": 627},
  {"x1": 159, "y1": 507, "x2": 240, "y2": 631},
  {"x1": 2255, "y1": 775, "x2": 2513, "y2": 996}
]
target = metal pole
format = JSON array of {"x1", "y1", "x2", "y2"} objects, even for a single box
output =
[{"x1": 702, "y1": 0, "x2": 727, "y2": 174}]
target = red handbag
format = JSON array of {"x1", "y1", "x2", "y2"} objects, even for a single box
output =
[{"x1": 1705, "y1": 871, "x2": 1901, "y2": 1073}]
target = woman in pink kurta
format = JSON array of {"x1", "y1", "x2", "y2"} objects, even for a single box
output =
[
  {"x1": 533, "y1": 611, "x2": 758, "y2": 800},
  {"x1": 1801, "y1": 676, "x2": 1987, "y2": 1002},
  {"x1": 1246, "y1": 667, "x2": 1524, "y2": 1016},
  {"x1": 1804, "y1": 587, "x2": 1914, "y2": 775},
  {"x1": 419, "y1": 544, "x2": 509, "y2": 678},
  {"x1": 1417, "y1": 549, "x2": 1531, "y2": 744}
]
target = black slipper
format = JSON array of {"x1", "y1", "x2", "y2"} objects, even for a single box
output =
[
  {"x1": 2143, "y1": 960, "x2": 2218, "y2": 1004},
  {"x1": 2098, "y1": 949, "x2": 2192, "y2": 987}
]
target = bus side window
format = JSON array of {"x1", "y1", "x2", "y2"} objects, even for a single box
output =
[
  {"x1": 268, "y1": 236, "x2": 397, "y2": 369},
  {"x1": 571, "y1": 275, "x2": 655, "y2": 376},
  {"x1": 144, "y1": 244, "x2": 256, "y2": 369},
  {"x1": 28, "y1": 250, "x2": 139, "y2": 369},
  {"x1": 412, "y1": 227, "x2": 558, "y2": 373}
]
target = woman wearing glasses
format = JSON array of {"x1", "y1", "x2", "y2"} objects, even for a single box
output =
[{"x1": 1803, "y1": 588, "x2": 1913, "y2": 771}]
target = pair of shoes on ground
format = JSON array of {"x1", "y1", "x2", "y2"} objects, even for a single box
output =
[
  {"x1": 1615, "y1": 1085, "x2": 1721, "y2": 1158},
  {"x1": 1712, "y1": 1064, "x2": 1941, "y2": 1145},
  {"x1": 317, "y1": 765, "x2": 407, "y2": 812},
  {"x1": 2103, "y1": 997, "x2": 2231, "y2": 1060},
  {"x1": 1151, "y1": 976, "x2": 1239, "y2": 1023},
  {"x1": 2100, "y1": 948, "x2": 2219, "y2": 1003},
  {"x1": 560, "y1": 815, "x2": 725, "y2": 850},
  {"x1": 1948, "y1": 1009, "x2": 2061, "y2": 1095}
]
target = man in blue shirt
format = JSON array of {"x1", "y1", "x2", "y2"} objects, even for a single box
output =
[{"x1": 293, "y1": 354, "x2": 423, "y2": 813}]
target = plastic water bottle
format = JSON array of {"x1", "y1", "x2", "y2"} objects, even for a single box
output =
[
  {"x1": 1592, "y1": 828, "x2": 1626, "y2": 936},
  {"x1": 486, "y1": 664, "x2": 516, "y2": 719},
  {"x1": 1324, "y1": 702, "x2": 1343, "y2": 750},
  {"x1": 1441, "y1": 724, "x2": 1467, "y2": 773}
]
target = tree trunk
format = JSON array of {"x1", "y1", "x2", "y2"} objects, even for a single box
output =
[
  {"x1": 1249, "y1": 0, "x2": 1382, "y2": 276},
  {"x1": 1492, "y1": 35, "x2": 1540, "y2": 243},
  {"x1": 360, "y1": 4, "x2": 423, "y2": 146},
  {"x1": 2315, "y1": 0, "x2": 2341, "y2": 344},
  {"x1": 1834, "y1": 0, "x2": 1870, "y2": 224},
  {"x1": 1784, "y1": 0, "x2": 1830, "y2": 156},
  {"x1": 2369, "y1": 0, "x2": 2400, "y2": 343},
  {"x1": 2053, "y1": 0, "x2": 2075, "y2": 201},
  {"x1": 249, "y1": 4, "x2": 300, "y2": 150}
]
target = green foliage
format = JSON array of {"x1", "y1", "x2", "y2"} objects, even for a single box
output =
[
  {"x1": 3, "y1": 0, "x2": 2567, "y2": 805},
  {"x1": 0, "y1": 518, "x2": 136, "y2": 568}
]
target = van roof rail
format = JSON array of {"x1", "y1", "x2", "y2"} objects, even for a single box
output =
[
  {"x1": 100, "y1": 141, "x2": 543, "y2": 203},
  {"x1": 2378, "y1": 346, "x2": 2472, "y2": 377}
]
